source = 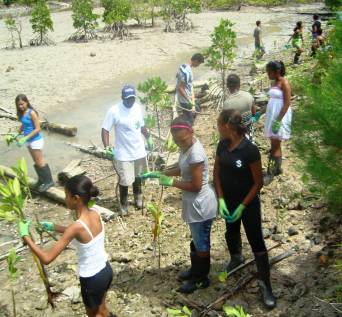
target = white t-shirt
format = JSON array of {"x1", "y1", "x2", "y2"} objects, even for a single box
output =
[{"x1": 102, "y1": 101, "x2": 147, "y2": 161}]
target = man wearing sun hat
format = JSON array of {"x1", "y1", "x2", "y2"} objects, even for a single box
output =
[{"x1": 101, "y1": 84, "x2": 153, "y2": 216}]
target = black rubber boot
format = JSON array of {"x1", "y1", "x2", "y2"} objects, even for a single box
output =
[
  {"x1": 119, "y1": 185, "x2": 128, "y2": 216},
  {"x1": 33, "y1": 164, "x2": 43, "y2": 188},
  {"x1": 178, "y1": 252, "x2": 210, "y2": 294},
  {"x1": 132, "y1": 177, "x2": 142, "y2": 209},
  {"x1": 274, "y1": 156, "x2": 282, "y2": 176},
  {"x1": 294, "y1": 52, "x2": 300, "y2": 64},
  {"x1": 177, "y1": 241, "x2": 196, "y2": 282},
  {"x1": 37, "y1": 164, "x2": 54, "y2": 193},
  {"x1": 225, "y1": 230, "x2": 245, "y2": 272},
  {"x1": 263, "y1": 155, "x2": 277, "y2": 186},
  {"x1": 255, "y1": 253, "x2": 276, "y2": 309}
]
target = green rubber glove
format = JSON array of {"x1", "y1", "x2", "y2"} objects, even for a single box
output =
[
  {"x1": 16, "y1": 135, "x2": 29, "y2": 147},
  {"x1": 219, "y1": 198, "x2": 232, "y2": 221},
  {"x1": 272, "y1": 119, "x2": 281, "y2": 134},
  {"x1": 36, "y1": 221, "x2": 55, "y2": 234},
  {"x1": 18, "y1": 220, "x2": 31, "y2": 238},
  {"x1": 228, "y1": 204, "x2": 246, "y2": 223},
  {"x1": 252, "y1": 111, "x2": 261, "y2": 123},
  {"x1": 159, "y1": 174, "x2": 173, "y2": 187},
  {"x1": 104, "y1": 146, "x2": 115, "y2": 160},
  {"x1": 138, "y1": 171, "x2": 161, "y2": 180},
  {"x1": 146, "y1": 136, "x2": 154, "y2": 151}
]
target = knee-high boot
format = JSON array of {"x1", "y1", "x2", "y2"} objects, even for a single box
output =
[
  {"x1": 225, "y1": 229, "x2": 245, "y2": 272},
  {"x1": 119, "y1": 185, "x2": 128, "y2": 216},
  {"x1": 132, "y1": 177, "x2": 142, "y2": 209},
  {"x1": 177, "y1": 241, "x2": 196, "y2": 282},
  {"x1": 255, "y1": 253, "x2": 276, "y2": 308}
]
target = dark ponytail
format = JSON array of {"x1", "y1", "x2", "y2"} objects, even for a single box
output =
[
  {"x1": 65, "y1": 175, "x2": 99, "y2": 205},
  {"x1": 219, "y1": 109, "x2": 247, "y2": 136},
  {"x1": 266, "y1": 61, "x2": 286, "y2": 76}
]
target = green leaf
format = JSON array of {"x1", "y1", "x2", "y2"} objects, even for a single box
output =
[
  {"x1": 218, "y1": 271, "x2": 228, "y2": 283},
  {"x1": 182, "y1": 306, "x2": 192, "y2": 316},
  {"x1": 0, "y1": 183, "x2": 11, "y2": 198},
  {"x1": 12, "y1": 178, "x2": 21, "y2": 198},
  {"x1": 7, "y1": 248, "x2": 21, "y2": 280},
  {"x1": 88, "y1": 199, "x2": 96, "y2": 208},
  {"x1": 166, "y1": 308, "x2": 183, "y2": 316}
]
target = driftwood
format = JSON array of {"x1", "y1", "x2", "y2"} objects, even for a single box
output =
[
  {"x1": 0, "y1": 164, "x2": 116, "y2": 221},
  {"x1": 66, "y1": 142, "x2": 108, "y2": 159},
  {"x1": 40, "y1": 121, "x2": 77, "y2": 137},
  {"x1": 0, "y1": 108, "x2": 77, "y2": 137},
  {"x1": 199, "y1": 246, "x2": 297, "y2": 316},
  {"x1": 57, "y1": 159, "x2": 85, "y2": 185}
]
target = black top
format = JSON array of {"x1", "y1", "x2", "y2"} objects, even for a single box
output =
[
  {"x1": 216, "y1": 138, "x2": 261, "y2": 208},
  {"x1": 312, "y1": 20, "x2": 321, "y2": 33}
]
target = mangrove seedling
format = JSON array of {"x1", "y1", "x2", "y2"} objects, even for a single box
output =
[
  {"x1": 167, "y1": 305, "x2": 192, "y2": 317},
  {"x1": 5, "y1": 15, "x2": 23, "y2": 49},
  {"x1": 147, "y1": 202, "x2": 164, "y2": 270},
  {"x1": 223, "y1": 305, "x2": 251, "y2": 317},
  {"x1": 205, "y1": 19, "x2": 236, "y2": 108},
  {"x1": 0, "y1": 157, "x2": 57, "y2": 307},
  {"x1": 7, "y1": 248, "x2": 21, "y2": 317}
]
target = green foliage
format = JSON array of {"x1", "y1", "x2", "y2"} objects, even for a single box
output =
[
  {"x1": 102, "y1": 0, "x2": 131, "y2": 25},
  {"x1": 218, "y1": 271, "x2": 228, "y2": 282},
  {"x1": 0, "y1": 158, "x2": 30, "y2": 222},
  {"x1": 324, "y1": 0, "x2": 342, "y2": 10},
  {"x1": 292, "y1": 21, "x2": 342, "y2": 212},
  {"x1": 167, "y1": 305, "x2": 192, "y2": 316},
  {"x1": 4, "y1": 16, "x2": 23, "y2": 49},
  {"x1": 71, "y1": 0, "x2": 98, "y2": 33},
  {"x1": 7, "y1": 248, "x2": 21, "y2": 280},
  {"x1": 130, "y1": 0, "x2": 160, "y2": 26},
  {"x1": 223, "y1": 305, "x2": 251, "y2": 317},
  {"x1": 30, "y1": 0, "x2": 53, "y2": 44},
  {"x1": 138, "y1": 77, "x2": 172, "y2": 110},
  {"x1": 205, "y1": 19, "x2": 236, "y2": 104},
  {"x1": 146, "y1": 202, "x2": 164, "y2": 240},
  {"x1": 165, "y1": 135, "x2": 178, "y2": 153}
]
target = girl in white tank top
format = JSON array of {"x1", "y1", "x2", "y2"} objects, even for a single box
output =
[{"x1": 18, "y1": 175, "x2": 114, "y2": 317}]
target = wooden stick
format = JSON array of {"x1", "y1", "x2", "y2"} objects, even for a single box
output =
[
  {"x1": 227, "y1": 242, "x2": 281, "y2": 277},
  {"x1": 199, "y1": 246, "x2": 297, "y2": 316}
]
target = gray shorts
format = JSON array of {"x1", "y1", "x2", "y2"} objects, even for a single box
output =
[{"x1": 115, "y1": 157, "x2": 147, "y2": 186}]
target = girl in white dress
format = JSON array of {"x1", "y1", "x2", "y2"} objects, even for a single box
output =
[{"x1": 264, "y1": 61, "x2": 292, "y2": 185}]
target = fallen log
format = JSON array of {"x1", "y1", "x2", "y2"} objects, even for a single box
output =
[
  {"x1": 199, "y1": 246, "x2": 297, "y2": 316},
  {"x1": 0, "y1": 164, "x2": 116, "y2": 221},
  {"x1": 0, "y1": 110, "x2": 77, "y2": 137},
  {"x1": 57, "y1": 159, "x2": 85, "y2": 185},
  {"x1": 40, "y1": 121, "x2": 77, "y2": 137}
]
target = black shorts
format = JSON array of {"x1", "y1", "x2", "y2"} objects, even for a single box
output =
[{"x1": 80, "y1": 261, "x2": 113, "y2": 310}]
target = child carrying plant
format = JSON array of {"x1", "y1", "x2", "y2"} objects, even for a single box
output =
[
  {"x1": 17, "y1": 175, "x2": 115, "y2": 317},
  {"x1": 13, "y1": 94, "x2": 54, "y2": 193},
  {"x1": 140, "y1": 116, "x2": 217, "y2": 294}
]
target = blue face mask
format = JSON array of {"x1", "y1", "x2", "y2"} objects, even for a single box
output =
[{"x1": 123, "y1": 97, "x2": 135, "y2": 108}]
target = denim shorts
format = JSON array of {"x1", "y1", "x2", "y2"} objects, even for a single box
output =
[{"x1": 188, "y1": 218, "x2": 214, "y2": 252}]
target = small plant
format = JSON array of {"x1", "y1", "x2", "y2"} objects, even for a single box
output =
[
  {"x1": 7, "y1": 248, "x2": 21, "y2": 317},
  {"x1": 147, "y1": 202, "x2": 164, "y2": 270},
  {"x1": 0, "y1": 158, "x2": 56, "y2": 307},
  {"x1": 162, "y1": 0, "x2": 201, "y2": 33},
  {"x1": 138, "y1": 77, "x2": 172, "y2": 160},
  {"x1": 70, "y1": 0, "x2": 99, "y2": 42},
  {"x1": 5, "y1": 15, "x2": 23, "y2": 49},
  {"x1": 223, "y1": 305, "x2": 251, "y2": 317},
  {"x1": 102, "y1": 0, "x2": 131, "y2": 39},
  {"x1": 218, "y1": 271, "x2": 228, "y2": 283},
  {"x1": 167, "y1": 305, "x2": 192, "y2": 316},
  {"x1": 205, "y1": 19, "x2": 236, "y2": 108},
  {"x1": 29, "y1": 0, "x2": 54, "y2": 46}
]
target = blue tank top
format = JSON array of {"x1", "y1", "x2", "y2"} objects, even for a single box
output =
[{"x1": 20, "y1": 109, "x2": 42, "y2": 142}]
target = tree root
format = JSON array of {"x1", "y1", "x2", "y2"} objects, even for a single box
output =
[
  {"x1": 29, "y1": 35, "x2": 55, "y2": 46},
  {"x1": 68, "y1": 29, "x2": 98, "y2": 42}
]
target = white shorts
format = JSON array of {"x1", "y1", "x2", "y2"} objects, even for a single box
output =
[
  {"x1": 26, "y1": 138, "x2": 44, "y2": 150},
  {"x1": 115, "y1": 157, "x2": 147, "y2": 186}
]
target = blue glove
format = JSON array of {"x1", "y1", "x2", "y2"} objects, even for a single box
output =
[{"x1": 252, "y1": 111, "x2": 261, "y2": 123}]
